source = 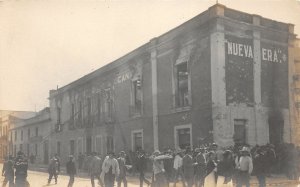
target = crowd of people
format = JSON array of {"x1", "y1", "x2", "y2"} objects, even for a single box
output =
[{"x1": 1, "y1": 142, "x2": 300, "y2": 187}]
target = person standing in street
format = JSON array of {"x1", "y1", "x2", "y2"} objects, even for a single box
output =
[
  {"x1": 14, "y1": 151, "x2": 29, "y2": 187},
  {"x1": 182, "y1": 148, "x2": 194, "y2": 187},
  {"x1": 236, "y1": 147, "x2": 253, "y2": 187},
  {"x1": 89, "y1": 152, "x2": 103, "y2": 187},
  {"x1": 173, "y1": 149, "x2": 185, "y2": 187},
  {"x1": 47, "y1": 155, "x2": 60, "y2": 185},
  {"x1": 77, "y1": 152, "x2": 84, "y2": 171},
  {"x1": 102, "y1": 152, "x2": 119, "y2": 187},
  {"x1": 253, "y1": 148, "x2": 267, "y2": 187},
  {"x1": 66, "y1": 155, "x2": 77, "y2": 187},
  {"x1": 2, "y1": 155, "x2": 14, "y2": 187},
  {"x1": 194, "y1": 148, "x2": 206, "y2": 187},
  {"x1": 151, "y1": 150, "x2": 173, "y2": 187},
  {"x1": 117, "y1": 151, "x2": 127, "y2": 187},
  {"x1": 136, "y1": 150, "x2": 151, "y2": 187},
  {"x1": 216, "y1": 150, "x2": 235, "y2": 187}
]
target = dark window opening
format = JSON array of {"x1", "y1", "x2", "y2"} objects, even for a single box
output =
[
  {"x1": 176, "y1": 62, "x2": 189, "y2": 107},
  {"x1": 177, "y1": 128, "x2": 191, "y2": 149},
  {"x1": 233, "y1": 119, "x2": 246, "y2": 145},
  {"x1": 133, "y1": 132, "x2": 143, "y2": 151}
]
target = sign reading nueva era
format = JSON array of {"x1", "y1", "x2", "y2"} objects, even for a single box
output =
[{"x1": 227, "y1": 41, "x2": 287, "y2": 63}]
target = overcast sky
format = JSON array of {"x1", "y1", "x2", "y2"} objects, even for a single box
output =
[{"x1": 0, "y1": 0, "x2": 300, "y2": 112}]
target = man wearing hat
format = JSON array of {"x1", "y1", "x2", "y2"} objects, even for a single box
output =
[
  {"x1": 194, "y1": 148, "x2": 206, "y2": 187},
  {"x1": 102, "y1": 152, "x2": 119, "y2": 187},
  {"x1": 14, "y1": 151, "x2": 29, "y2": 187},
  {"x1": 47, "y1": 155, "x2": 60, "y2": 185},
  {"x1": 2, "y1": 155, "x2": 14, "y2": 187},
  {"x1": 136, "y1": 150, "x2": 151, "y2": 187},
  {"x1": 117, "y1": 151, "x2": 127, "y2": 187},
  {"x1": 182, "y1": 147, "x2": 194, "y2": 187},
  {"x1": 89, "y1": 152, "x2": 103, "y2": 187},
  {"x1": 236, "y1": 147, "x2": 253, "y2": 187},
  {"x1": 151, "y1": 150, "x2": 172, "y2": 187},
  {"x1": 66, "y1": 155, "x2": 76, "y2": 187},
  {"x1": 173, "y1": 149, "x2": 185, "y2": 187}
]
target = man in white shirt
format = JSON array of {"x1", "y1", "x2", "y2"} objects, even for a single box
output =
[
  {"x1": 173, "y1": 149, "x2": 185, "y2": 187},
  {"x1": 151, "y1": 150, "x2": 172, "y2": 187},
  {"x1": 102, "y1": 152, "x2": 120, "y2": 187},
  {"x1": 236, "y1": 147, "x2": 253, "y2": 187}
]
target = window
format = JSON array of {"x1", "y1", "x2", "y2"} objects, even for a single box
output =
[
  {"x1": 106, "y1": 136, "x2": 114, "y2": 153},
  {"x1": 10, "y1": 132, "x2": 12, "y2": 142},
  {"x1": 27, "y1": 144, "x2": 30, "y2": 156},
  {"x1": 131, "y1": 78, "x2": 142, "y2": 115},
  {"x1": 28, "y1": 129, "x2": 30, "y2": 139},
  {"x1": 69, "y1": 103, "x2": 75, "y2": 130},
  {"x1": 70, "y1": 140, "x2": 75, "y2": 155},
  {"x1": 87, "y1": 98, "x2": 92, "y2": 127},
  {"x1": 57, "y1": 142, "x2": 61, "y2": 156},
  {"x1": 15, "y1": 131, "x2": 17, "y2": 141},
  {"x1": 35, "y1": 127, "x2": 38, "y2": 137},
  {"x1": 77, "y1": 138, "x2": 83, "y2": 156},
  {"x1": 56, "y1": 107, "x2": 62, "y2": 131},
  {"x1": 20, "y1": 144, "x2": 23, "y2": 152},
  {"x1": 175, "y1": 62, "x2": 190, "y2": 108},
  {"x1": 95, "y1": 136, "x2": 103, "y2": 154},
  {"x1": 174, "y1": 124, "x2": 192, "y2": 149},
  {"x1": 14, "y1": 145, "x2": 16, "y2": 157},
  {"x1": 57, "y1": 107, "x2": 61, "y2": 124},
  {"x1": 132, "y1": 130, "x2": 143, "y2": 151},
  {"x1": 78, "y1": 101, "x2": 83, "y2": 127},
  {"x1": 104, "y1": 88, "x2": 114, "y2": 122},
  {"x1": 86, "y1": 137, "x2": 92, "y2": 154},
  {"x1": 35, "y1": 144, "x2": 38, "y2": 156},
  {"x1": 233, "y1": 119, "x2": 247, "y2": 144},
  {"x1": 97, "y1": 94, "x2": 101, "y2": 125},
  {"x1": 21, "y1": 130, "x2": 23, "y2": 141}
]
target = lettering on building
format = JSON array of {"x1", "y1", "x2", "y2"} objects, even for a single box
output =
[
  {"x1": 226, "y1": 41, "x2": 287, "y2": 63},
  {"x1": 114, "y1": 72, "x2": 132, "y2": 85}
]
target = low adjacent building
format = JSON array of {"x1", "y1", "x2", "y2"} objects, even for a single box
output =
[
  {"x1": 8, "y1": 108, "x2": 51, "y2": 164},
  {"x1": 0, "y1": 110, "x2": 36, "y2": 161}
]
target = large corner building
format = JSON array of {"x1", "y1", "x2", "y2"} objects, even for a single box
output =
[{"x1": 47, "y1": 4, "x2": 297, "y2": 163}]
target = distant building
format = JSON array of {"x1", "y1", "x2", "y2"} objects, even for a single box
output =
[
  {"x1": 8, "y1": 108, "x2": 51, "y2": 164},
  {"x1": 0, "y1": 110, "x2": 36, "y2": 161},
  {"x1": 48, "y1": 4, "x2": 296, "y2": 163}
]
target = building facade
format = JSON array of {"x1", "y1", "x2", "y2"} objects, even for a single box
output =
[
  {"x1": 0, "y1": 110, "x2": 36, "y2": 161},
  {"x1": 48, "y1": 4, "x2": 296, "y2": 163},
  {"x1": 292, "y1": 38, "x2": 300, "y2": 146},
  {"x1": 9, "y1": 108, "x2": 51, "y2": 164}
]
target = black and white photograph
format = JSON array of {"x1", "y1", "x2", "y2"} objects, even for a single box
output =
[{"x1": 0, "y1": 0, "x2": 300, "y2": 186}]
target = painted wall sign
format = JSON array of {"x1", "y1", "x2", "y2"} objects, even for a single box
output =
[
  {"x1": 227, "y1": 41, "x2": 253, "y2": 58},
  {"x1": 114, "y1": 71, "x2": 132, "y2": 85},
  {"x1": 226, "y1": 40, "x2": 287, "y2": 63}
]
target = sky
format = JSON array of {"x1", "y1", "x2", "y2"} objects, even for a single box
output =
[{"x1": 0, "y1": 0, "x2": 300, "y2": 112}]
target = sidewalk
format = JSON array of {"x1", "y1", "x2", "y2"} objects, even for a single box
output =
[{"x1": 28, "y1": 163, "x2": 299, "y2": 186}]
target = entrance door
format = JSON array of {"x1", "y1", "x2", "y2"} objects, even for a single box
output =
[
  {"x1": 43, "y1": 141, "x2": 49, "y2": 164},
  {"x1": 175, "y1": 125, "x2": 192, "y2": 149},
  {"x1": 233, "y1": 119, "x2": 246, "y2": 145},
  {"x1": 268, "y1": 116, "x2": 283, "y2": 145}
]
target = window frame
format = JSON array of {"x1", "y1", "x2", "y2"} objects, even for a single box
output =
[
  {"x1": 174, "y1": 124, "x2": 193, "y2": 149},
  {"x1": 172, "y1": 60, "x2": 192, "y2": 110},
  {"x1": 131, "y1": 129, "x2": 144, "y2": 151}
]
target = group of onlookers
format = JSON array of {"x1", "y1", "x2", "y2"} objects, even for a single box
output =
[{"x1": 2, "y1": 142, "x2": 299, "y2": 187}]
